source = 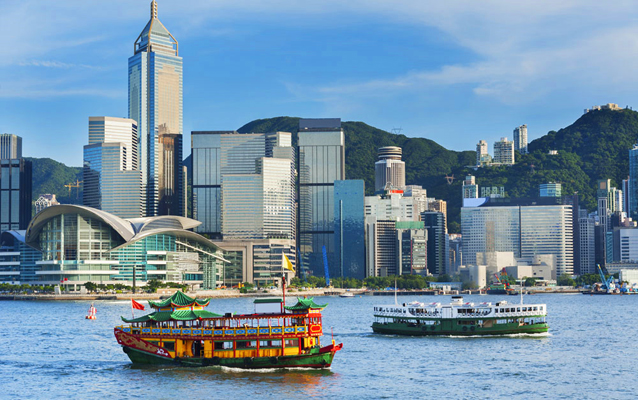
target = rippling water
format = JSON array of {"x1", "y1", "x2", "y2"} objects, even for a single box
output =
[{"x1": 1, "y1": 293, "x2": 636, "y2": 399}]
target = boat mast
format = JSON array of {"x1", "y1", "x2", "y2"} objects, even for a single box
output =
[{"x1": 394, "y1": 279, "x2": 398, "y2": 306}]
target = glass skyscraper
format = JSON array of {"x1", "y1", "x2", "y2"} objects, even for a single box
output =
[
  {"x1": 83, "y1": 117, "x2": 143, "y2": 219},
  {"x1": 297, "y1": 118, "x2": 345, "y2": 277},
  {"x1": 334, "y1": 180, "x2": 365, "y2": 279},
  {"x1": 128, "y1": 0, "x2": 183, "y2": 216},
  {"x1": 0, "y1": 158, "x2": 32, "y2": 231}
]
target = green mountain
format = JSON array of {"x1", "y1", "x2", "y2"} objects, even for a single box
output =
[
  {"x1": 28, "y1": 157, "x2": 83, "y2": 206},
  {"x1": 239, "y1": 110, "x2": 638, "y2": 232}
]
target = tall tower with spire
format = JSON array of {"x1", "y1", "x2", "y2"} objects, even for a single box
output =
[{"x1": 128, "y1": 0, "x2": 184, "y2": 216}]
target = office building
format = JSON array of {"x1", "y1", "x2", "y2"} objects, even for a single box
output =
[
  {"x1": 17, "y1": 205, "x2": 226, "y2": 289},
  {"x1": 0, "y1": 158, "x2": 32, "y2": 231},
  {"x1": 191, "y1": 131, "x2": 294, "y2": 239},
  {"x1": 365, "y1": 217, "x2": 398, "y2": 277},
  {"x1": 298, "y1": 118, "x2": 345, "y2": 277},
  {"x1": 513, "y1": 125, "x2": 528, "y2": 154},
  {"x1": 375, "y1": 146, "x2": 405, "y2": 193},
  {"x1": 630, "y1": 145, "x2": 638, "y2": 217},
  {"x1": 334, "y1": 180, "x2": 366, "y2": 280},
  {"x1": 128, "y1": 0, "x2": 183, "y2": 216},
  {"x1": 462, "y1": 175, "x2": 478, "y2": 199},
  {"x1": 493, "y1": 137, "x2": 515, "y2": 165},
  {"x1": 404, "y1": 185, "x2": 428, "y2": 213},
  {"x1": 396, "y1": 221, "x2": 427, "y2": 275},
  {"x1": 0, "y1": 134, "x2": 22, "y2": 159},
  {"x1": 622, "y1": 178, "x2": 630, "y2": 216},
  {"x1": 83, "y1": 117, "x2": 143, "y2": 219},
  {"x1": 35, "y1": 194, "x2": 60, "y2": 214},
  {"x1": 540, "y1": 183, "x2": 562, "y2": 198},
  {"x1": 365, "y1": 193, "x2": 416, "y2": 221},
  {"x1": 612, "y1": 228, "x2": 638, "y2": 263},
  {"x1": 421, "y1": 211, "x2": 446, "y2": 275},
  {"x1": 428, "y1": 199, "x2": 448, "y2": 232},
  {"x1": 462, "y1": 197, "x2": 573, "y2": 276},
  {"x1": 476, "y1": 140, "x2": 489, "y2": 165},
  {"x1": 222, "y1": 157, "x2": 294, "y2": 241},
  {"x1": 0, "y1": 230, "x2": 42, "y2": 284}
]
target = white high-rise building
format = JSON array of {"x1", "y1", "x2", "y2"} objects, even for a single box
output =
[
  {"x1": 365, "y1": 193, "x2": 415, "y2": 221},
  {"x1": 579, "y1": 216, "x2": 596, "y2": 275},
  {"x1": 35, "y1": 194, "x2": 60, "y2": 214},
  {"x1": 513, "y1": 125, "x2": 528, "y2": 154},
  {"x1": 404, "y1": 185, "x2": 427, "y2": 213},
  {"x1": 375, "y1": 146, "x2": 405, "y2": 193},
  {"x1": 462, "y1": 175, "x2": 478, "y2": 199},
  {"x1": 493, "y1": 137, "x2": 515, "y2": 165},
  {"x1": 476, "y1": 140, "x2": 489, "y2": 165}
]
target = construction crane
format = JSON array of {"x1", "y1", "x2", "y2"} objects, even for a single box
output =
[{"x1": 64, "y1": 179, "x2": 83, "y2": 199}]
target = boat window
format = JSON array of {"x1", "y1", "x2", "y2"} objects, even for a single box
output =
[
  {"x1": 214, "y1": 341, "x2": 233, "y2": 350},
  {"x1": 285, "y1": 339, "x2": 299, "y2": 347},
  {"x1": 237, "y1": 341, "x2": 256, "y2": 348},
  {"x1": 162, "y1": 341, "x2": 175, "y2": 352}
]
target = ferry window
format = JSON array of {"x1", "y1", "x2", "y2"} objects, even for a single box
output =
[
  {"x1": 517, "y1": 308, "x2": 520, "y2": 312},
  {"x1": 215, "y1": 341, "x2": 233, "y2": 350},
  {"x1": 162, "y1": 341, "x2": 175, "y2": 351},
  {"x1": 237, "y1": 341, "x2": 256, "y2": 348},
  {"x1": 285, "y1": 339, "x2": 299, "y2": 347},
  {"x1": 270, "y1": 340, "x2": 282, "y2": 347}
]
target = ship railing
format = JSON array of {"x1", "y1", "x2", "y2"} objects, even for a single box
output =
[{"x1": 116, "y1": 325, "x2": 310, "y2": 337}]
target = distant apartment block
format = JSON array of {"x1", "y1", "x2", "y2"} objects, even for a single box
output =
[
  {"x1": 513, "y1": 125, "x2": 528, "y2": 154},
  {"x1": 35, "y1": 194, "x2": 60, "y2": 214},
  {"x1": 493, "y1": 137, "x2": 515, "y2": 165},
  {"x1": 462, "y1": 175, "x2": 478, "y2": 199},
  {"x1": 476, "y1": 140, "x2": 489, "y2": 165}
]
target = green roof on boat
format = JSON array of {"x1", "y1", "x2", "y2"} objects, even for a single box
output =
[
  {"x1": 147, "y1": 291, "x2": 211, "y2": 308},
  {"x1": 254, "y1": 298, "x2": 283, "y2": 304},
  {"x1": 121, "y1": 309, "x2": 222, "y2": 323},
  {"x1": 284, "y1": 297, "x2": 327, "y2": 311}
]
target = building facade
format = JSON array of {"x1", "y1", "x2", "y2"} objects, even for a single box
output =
[
  {"x1": 334, "y1": 180, "x2": 366, "y2": 280},
  {"x1": 462, "y1": 175, "x2": 478, "y2": 199},
  {"x1": 0, "y1": 158, "x2": 32, "y2": 231},
  {"x1": 493, "y1": 137, "x2": 515, "y2": 165},
  {"x1": 365, "y1": 193, "x2": 416, "y2": 221},
  {"x1": 462, "y1": 198, "x2": 574, "y2": 276},
  {"x1": 0, "y1": 134, "x2": 22, "y2": 160},
  {"x1": 297, "y1": 118, "x2": 345, "y2": 278},
  {"x1": 513, "y1": 124, "x2": 528, "y2": 154},
  {"x1": 629, "y1": 145, "x2": 638, "y2": 217},
  {"x1": 374, "y1": 146, "x2": 405, "y2": 193},
  {"x1": 421, "y1": 211, "x2": 446, "y2": 275},
  {"x1": 128, "y1": 1, "x2": 183, "y2": 216},
  {"x1": 83, "y1": 117, "x2": 144, "y2": 219},
  {"x1": 540, "y1": 183, "x2": 562, "y2": 198},
  {"x1": 35, "y1": 194, "x2": 60, "y2": 214},
  {"x1": 476, "y1": 140, "x2": 489, "y2": 165}
]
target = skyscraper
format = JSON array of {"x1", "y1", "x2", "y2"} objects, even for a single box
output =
[
  {"x1": 421, "y1": 211, "x2": 446, "y2": 275},
  {"x1": 83, "y1": 117, "x2": 143, "y2": 218},
  {"x1": 513, "y1": 124, "x2": 528, "y2": 154},
  {"x1": 629, "y1": 145, "x2": 638, "y2": 218},
  {"x1": 476, "y1": 140, "x2": 488, "y2": 165},
  {"x1": 462, "y1": 175, "x2": 479, "y2": 199},
  {"x1": 334, "y1": 180, "x2": 366, "y2": 280},
  {"x1": 0, "y1": 134, "x2": 31, "y2": 231},
  {"x1": 374, "y1": 146, "x2": 405, "y2": 193},
  {"x1": 493, "y1": 137, "x2": 515, "y2": 164},
  {"x1": 0, "y1": 134, "x2": 22, "y2": 159},
  {"x1": 298, "y1": 118, "x2": 345, "y2": 277},
  {"x1": 129, "y1": 0, "x2": 183, "y2": 216}
]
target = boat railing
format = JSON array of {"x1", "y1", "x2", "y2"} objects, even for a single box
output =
[{"x1": 116, "y1": 324, "x2": 314, "y2": 337}]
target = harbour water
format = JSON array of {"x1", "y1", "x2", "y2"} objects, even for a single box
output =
[{"x1": 1, "y1": 293, "x2": 636, "y2": 399}]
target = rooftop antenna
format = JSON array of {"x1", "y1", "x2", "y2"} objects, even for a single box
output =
[{"x1": 151, "y1": 0, "x2": 158, "y2": 19}]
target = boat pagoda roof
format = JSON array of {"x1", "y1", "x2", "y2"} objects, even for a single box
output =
[
  {"x1": 121, "y1": 309, "x2": 222, "y2": 323},
  {"x1": 284, "y1": 297, "x2": 327, "y2": 311},
  {"x1": 147, "y1": 291, "x2": 211, "y2": 309}
]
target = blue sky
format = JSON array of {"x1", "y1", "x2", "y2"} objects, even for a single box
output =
[{"x1": 2, "y1": 0, "x2": 638, "y2": 166}]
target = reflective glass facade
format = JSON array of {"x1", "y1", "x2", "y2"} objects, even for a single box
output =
[
  {"x1": 0, "y1": 158, "x2": 32, "y2": 231},
  {"x1": 129, "y1": 2, "x2": 183, "y2": 216},
  {"x1": 334, "y1": 180, "x2": 365, "y2": 279},
  {"x1": 298, "y1": 123, "x2": 345, "y2": 277},
  {"x1": 461, "y1": 206, "x2": 520, "y2": 266},
  {"x1": 630, "y1": 145, "x2": 638, "y2": 217},
  {"x1": 0, "y1": 231, "x2": 41, "y2": 284},
  {"x1": 191, "y1": 132, "x2": 223, "y2": 237},
  {"x1": 520, "y1": 205, "x2": 573, "y2": 276}
]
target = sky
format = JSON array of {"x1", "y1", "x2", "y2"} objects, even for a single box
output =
[{"x1": 2, "y1": 0, "x2": 638, "y2": 166}]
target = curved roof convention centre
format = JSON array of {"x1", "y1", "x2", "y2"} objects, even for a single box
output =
[{"x1": 24, "y1": 205, "x2": 210, "y2": 253}]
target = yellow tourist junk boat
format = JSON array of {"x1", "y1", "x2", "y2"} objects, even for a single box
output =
[{"x1": 114, "y1": 291, "x2": 343, "y2": 368}]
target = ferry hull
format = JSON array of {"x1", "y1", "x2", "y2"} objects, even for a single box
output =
[
  {"x1": 371, "y1": 321, "x2": 548, "y2": 336},
  {"x1": 122, "y1": 345, "x2": 338, "y2": 369}
]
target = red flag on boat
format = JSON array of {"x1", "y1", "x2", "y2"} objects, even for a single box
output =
[{"x1": 131, "y1": 299, "x2": 145, "y2": 310}]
